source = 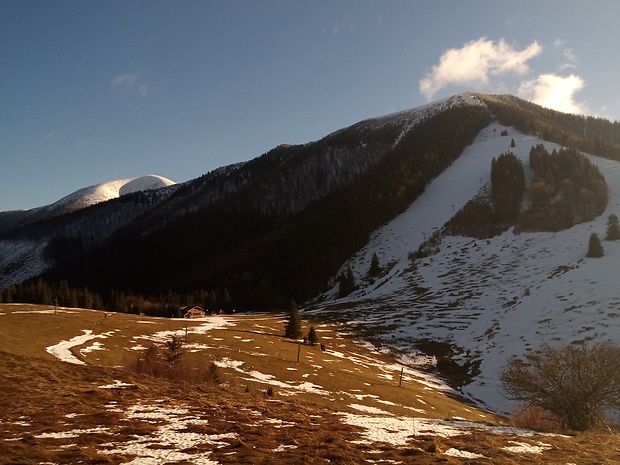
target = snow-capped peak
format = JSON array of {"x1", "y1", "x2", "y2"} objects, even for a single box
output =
[
  {"x1": 119, "y1": 175, "x2": 176, "y2": 196},
  {"x1": 38, "y1": 175, "x2": 176, "y2": 219}
]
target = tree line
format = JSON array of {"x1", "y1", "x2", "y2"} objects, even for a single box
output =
[
  {"x1": 518, "y1": 145, "x2": 607, "y2": 231},
  {"x1": 446, "y1": 145, "x2": 607, "y2": 238},
  {"x1": 0, "y1": 277, "x2": 244, "y2": 317},
  {"x1": 475, "y1": 93, "x2": 620, "y2": 161}
]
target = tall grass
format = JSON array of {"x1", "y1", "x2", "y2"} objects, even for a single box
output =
[
  {"x1": 510, "y1": 404, "x2": 561, "y2": 432},
  {"x1": 128, "y1": 342, "x2": 221, "y2": 385}
]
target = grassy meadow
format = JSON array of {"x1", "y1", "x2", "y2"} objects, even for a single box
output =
[{"x1": 1, "y1": 303, "x2": 618, "y2": 464}]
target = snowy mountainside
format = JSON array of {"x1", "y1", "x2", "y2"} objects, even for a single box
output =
[
  {"x1": 305, "y1": 122, "x2": 620, "y2": 417},
  {"x1": 336, "y1": 92, "x2": 484, "y2": 147},
  {"x1": 0, "y1": 175, "x2": 177, "y2": 235},
  {"x1": 0, "y1": 175, "x2": 177, "y2": 288},
  {"x1": 118, "y1": 175, "x2": 177, "y2": 196},
  {"x1": 36, "y1": 174, "x2": 177, "y2": 219}
]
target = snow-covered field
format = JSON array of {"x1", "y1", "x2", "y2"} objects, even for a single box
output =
[{"x1": 308, "y1": 121, "x2": 620, "y2": 416}]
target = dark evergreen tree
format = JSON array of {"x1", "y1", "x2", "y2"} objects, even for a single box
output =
[
  {"x1": 606, "y1": 214, "x2": 620, "y2": 240},
  {"x1": 164, "y1": 335, "x2": 184, "y2": 364},
  {"x1": 490, "y1": 151, "x2": 525, "y2": 223},
  {"x1": 284, "y1": 299, "x2": 302, "y2": 339},
  {"x1": 338, "y1": 266, "x2": 356, "y2": 297},
  {"x1": 5, "y1": 285, "x2": 14, "y2": 303},
  {"x1": 307, "y1": 326, "x2": 318, "y2": 346},
  {"x1": 368, "y1": 253, "x2": 381, "y2": 276},
  {"x1": 587, "y1": 232, "x2": 604, "y2": 257}
]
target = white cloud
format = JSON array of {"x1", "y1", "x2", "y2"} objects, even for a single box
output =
[
  {"x1": 518, "y1": 74, "x2": 588, "y2": 115},
  {"x1": 332, "y1": 19, "x2": 354, "y2": 35},
  {"x1": 552, "y1": 39, "x2": 578, "y2": 71},
  {"x1": 419, "y1": 38, "x2": 542, "y2": 100},
  {"x1": 562, "y1": 48, "x2": 577, "y2": 66},
  {"x1": 111, "y1": 72, "x2": 138, "y2": 88}
]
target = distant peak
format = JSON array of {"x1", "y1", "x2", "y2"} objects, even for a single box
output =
[
  {"x1": 119, "y1": 175, "x2": 176, "y2": 196},
  {"x1": 30, "y1": 175, "x2": 177, "y2": 220}
]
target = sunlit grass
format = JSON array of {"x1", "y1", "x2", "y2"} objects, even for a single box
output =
[{"x1": 2, "y1": 303, "x2": 619, "y2": 464}]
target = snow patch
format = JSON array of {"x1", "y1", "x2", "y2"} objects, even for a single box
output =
[
  {"x1": 119, "y1": 175, "x2": 176, "y2": 196},
  {"x1": 445, "y1": 448, "x2": 485, "y2": 459},
  {"x1": 46, "y1": 330, "x2": 115, "y2": 365}
]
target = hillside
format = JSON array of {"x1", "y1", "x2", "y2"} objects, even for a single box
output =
[
  {"x1": 306, "y1": 122, "x2": 620, "y2": 417},
  {"x1": 3, "y1": 93, "x2": 492, "y2": 306},
  {"x1": 4, "y1": 93, "x2": 620, "y2": 313},
  {"x1": 1, "y1": 303, "x2": 618, "y2": 464}
]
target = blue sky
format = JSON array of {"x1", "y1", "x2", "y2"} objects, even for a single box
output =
[{"x1": 2, "y1": 0, "x2": 620, "y2": 211}]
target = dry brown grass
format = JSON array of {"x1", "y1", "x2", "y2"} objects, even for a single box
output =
[
  {"x1": 1, "y1": 303, "x2": 620, "y2": 464},
  {"x1": 128, "y1": 341, "x2": 222, "y2": 385},
  {"x1": 509, "y1": 404, "x2": 562, "y2": 432}
]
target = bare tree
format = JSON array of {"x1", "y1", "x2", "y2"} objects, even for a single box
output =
[{"x1": 501, "y1": 343, "x2": 620, "y2": 431}]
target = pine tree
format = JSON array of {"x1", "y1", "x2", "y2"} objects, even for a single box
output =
[
  {"x1": 587, "y1": 232, "x2": 604, "y2": 257},
  {"x1": 368, "y1": 253, "x2": 381, "y2": 276},
  {"x1": 307, "y1": 326, "x2": 318, "y2": 346},
  {"x1": 284, "y1": 299, "x2": 302, "y2": 339},
  {"x1": 164, "y1": 335, "x2": 184, "y2": 364},
  {"x1": 338, "y1": 266, "x2": 356, "y2": 297},
  {"x1": 606, "y1": 214, "x2": 620, "y2": 240}
]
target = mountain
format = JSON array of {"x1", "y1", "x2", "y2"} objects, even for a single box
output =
[
  {"x1": 0, "y1": 175, "x2": 177, "y2": 234},
  {"x1": 304, "y1": 121, "x2": 620, "y2": 414},
  {"x1": 0, "y1": 93, "x2": 493, "y2": 298},
  {"x1": 3, "y1": 92, "x2": 620, "y2": 415},
  {"x1": 0, "y1": 175, "x2": 178, "y2": 285},
  {"x1": 3, "y1": 92, "x2": 620, "y2": 304}
]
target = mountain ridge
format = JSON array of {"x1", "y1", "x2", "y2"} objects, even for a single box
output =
[
  {"x1": 0, "y1": 174, "x2": 177, "y2": 234},
  {"x1": 0, "y1": 93, "x2": 491, "y2": 296},
  {"x1": 3, "y1": 93, "x2": 620, "y2": 418}
]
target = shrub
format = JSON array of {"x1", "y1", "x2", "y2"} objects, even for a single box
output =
[
  {"x1": 501, "y1": 343, "x2": 620, "y2": 431},
  {"x1": 510, "y1": 404, "x2": 561, "y2": 431},
  {"x1": 128, "y1": 338, "x2": 221, "y2": 385}
]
